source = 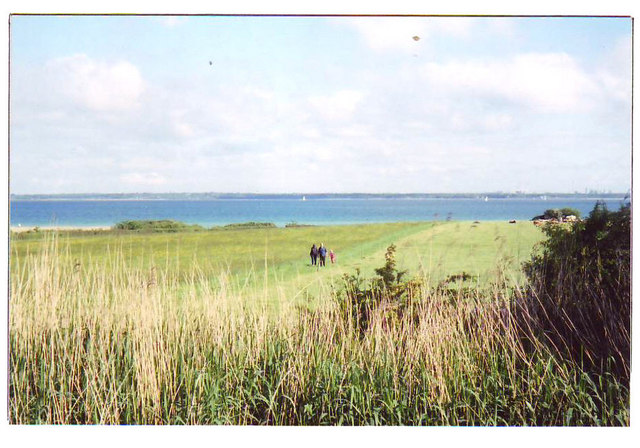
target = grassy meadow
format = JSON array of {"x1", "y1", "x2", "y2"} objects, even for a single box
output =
[{"x1": 8, "y1": 220, "x2": 630, "y2": 425}]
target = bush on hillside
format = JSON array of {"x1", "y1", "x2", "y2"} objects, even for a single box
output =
[
  {"x1": 533, "y1": 207, "x2": 581, "y2": 221},
  {"x1": 284, "y1": 222, "x2": 315, "y2": 228},
  {"x1": 114, "y1": 220, "x2": 205, "y2": 232},
  {"x1": 221, "y1": 222, "x2": 276, "y2": 229},
  {"x1": 519, "y1": 200, "x2": 630, "y2": 383},
  {"x1": 335, "y1": 244, "x2": 421, "y2": 334},
  {"x1": 559, "y1": 207, "x2": 581, "y2": 218}
]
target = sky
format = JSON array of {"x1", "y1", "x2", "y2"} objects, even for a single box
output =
[{"x1": 9, "y1": 15, "x2": 632, "y2": 194}]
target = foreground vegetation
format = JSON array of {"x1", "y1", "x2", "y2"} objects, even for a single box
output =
[{"x1": 8, "y1": 215, "x2": 629, "y2": 425}]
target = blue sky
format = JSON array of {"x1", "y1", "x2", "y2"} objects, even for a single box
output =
[{"x1": 9, "y1": 15, "x2": 632, "y2": 193}]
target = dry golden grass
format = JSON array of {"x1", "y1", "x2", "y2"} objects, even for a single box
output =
[{"x1": 9, "y1": 233, "x2": 629, "y2": 425}]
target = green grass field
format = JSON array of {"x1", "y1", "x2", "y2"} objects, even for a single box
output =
[
  {"x1": 11, "y1": 220, "x2": 542, "y2": 293},
  {"x1": 9, "y1": 221, "x2": 629, "y2": 425}
]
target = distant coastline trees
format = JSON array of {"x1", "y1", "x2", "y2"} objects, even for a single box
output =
[{"x1": 532, "y1": 207, "x2": 581, "y2": 222}]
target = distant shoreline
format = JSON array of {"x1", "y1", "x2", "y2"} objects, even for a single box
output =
[
  {"x1": 10, "y1": 225, "x2": 112, "y2": 233},
  {"x1": 9, "y1": 192, "x2": 629, "y2": 202},
  {"x1": 10, "y1": 221, "x2": 507, "y2": 233}
]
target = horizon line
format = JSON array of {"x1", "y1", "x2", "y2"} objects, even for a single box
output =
[{"x1": 9, "y1": 191, "x2": 630, "y2": 196}]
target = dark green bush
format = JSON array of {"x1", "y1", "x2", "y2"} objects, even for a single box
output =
[
  {"x1": 559, "y1": 207, "x2": 581, "y2": 219},
  {"x1": 520, "y1": 201, "x2": 630, "y2": 383},
  {"x1": 533, "y1": 207, "x2": 581, "y2": 220}
]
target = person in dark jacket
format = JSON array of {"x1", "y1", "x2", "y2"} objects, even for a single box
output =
[
  {"x1": 310, "y1": 244, "x2": 318, "y2": 266},
  {"x1": 318, "y1": 243, "x2": 327, "y2": 267}
]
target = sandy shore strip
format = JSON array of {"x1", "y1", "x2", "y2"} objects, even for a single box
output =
[{"x1": 10, "y1": 225, "x2": 112, "y2": 233}]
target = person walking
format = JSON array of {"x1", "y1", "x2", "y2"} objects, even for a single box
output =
[
  {"x1": 329, "y1": 249, "x2": 336, "y2": 264},
  {"x1": 310, "y1": 244, "x2": 318, "y2": 266},
  {"x1": 318, "y1": 243, "x2": 327, "y2": 267}
]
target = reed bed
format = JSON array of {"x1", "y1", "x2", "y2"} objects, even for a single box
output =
[{"x1": 9, "y1": 235, "x2": 629, "y2": 425}]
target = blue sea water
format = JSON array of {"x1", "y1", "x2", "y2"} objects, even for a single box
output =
[{"x1": 9, "y1": 197, "x2": 627, "y2": 228}]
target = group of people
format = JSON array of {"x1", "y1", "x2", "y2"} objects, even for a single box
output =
[{"x1": 309, "y1": 243, "x2": 335, "y2": 267}]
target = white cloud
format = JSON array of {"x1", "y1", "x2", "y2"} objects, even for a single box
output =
[
  {"x1": 48, "y1": 54, "x2": 145, "y2": 112},
  {"x1": 172, "y1": 121, "x2": 195, "y2": 138},
  {"x1": 346, "y1": 17, "x2": 475, "y2": 53},
  {"x1": 308, "y1": 90, "x2": 365, "y2": 121},
  {"x1": 245, "y1": 86, "x2": 275, "y2": 101},
  {"x1": 421, "y1": 53, "x2": 599, "y2": 113},
  {"x1": 484, "y1": 18, "x2": 517, "y2": 37},
  {"x1": 595, "y1": 37, "x2": 632, "y2": 103},
  {"x1": 9, "y1": 18, "x2": 630, "y2": 195},
  {"x1": 119, "y1": 156, "x2": 167, "y2": 171},
  {"x1": 155, "y1": 17, "x2": 187, "y2": 28},
  {"x1": 168, "y1": 110, "x2": 197, "y2": 138},
  {"x1": 482, "y1": 113, "x2": 513, "y2": 131},
  {"x1": 434, "y1": 17, "x2": 475, "y2": 38},
  {"x1": 347, "y1": 18, "x2": 423, "y2": 52},
  {"x1": 120, "y1": 172, "x2": 167, "y2": 186},
  {"x1": 449, "y1": 112, "x2": 513, "y2": 132},
  {"x1": 335, "y1": 124, "x2": 370, "y2": 138}
]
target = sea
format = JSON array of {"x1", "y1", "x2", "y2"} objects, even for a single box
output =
[{"x1": 8, "y1": 194, "x2": 629, "y2": 228}]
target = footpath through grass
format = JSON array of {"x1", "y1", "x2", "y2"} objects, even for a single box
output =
[{"x1": 264, "y1": 220, "x2": 545, "y2": 311}]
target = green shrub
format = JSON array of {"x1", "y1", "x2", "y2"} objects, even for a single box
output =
[
  {"x1": 113, "y1": 220, "x2": 205, "y2": 232},
  {"x1": 221, "y1": 222, "x2": 276, "y2": 229},
  {"x1": 335, "y1": 244, "x2": 420, "y2": 334},
  {"x1": 520, "y1": 201, "x2": 630, "y2": 383},
  {"x1": 284, "y1": 222, "x2": 315, "y2": 228},
  {"x1": 534, "y1": 207, "x2": 581, "y2": 220},
  {"x1": 559, "y1": 207, "x2": 581, "y2": 219},
  {"x1": 543, "y1": 208, "x2": 563, "y2": 220}
]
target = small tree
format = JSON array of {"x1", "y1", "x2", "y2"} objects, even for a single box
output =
[
  {"x1": 559, "y1": 207, "x2": 581, "y2": 219},
  {"x1": 542, "y1": 208, "x2": 563, "y2": 220},
  {"x1": 335, "y1": 244, "x2": 417, "y2": 335},
  {"x1": 374, "y1": 244, "x2": 407, "y2": 289},
  {"x1": 534, "y1": 207, "x2": 582, "y2": 221}
]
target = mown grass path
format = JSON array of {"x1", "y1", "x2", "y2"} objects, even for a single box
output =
[{"x1": 259, "y1": 221, "x2": 543, "y2": 310}]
